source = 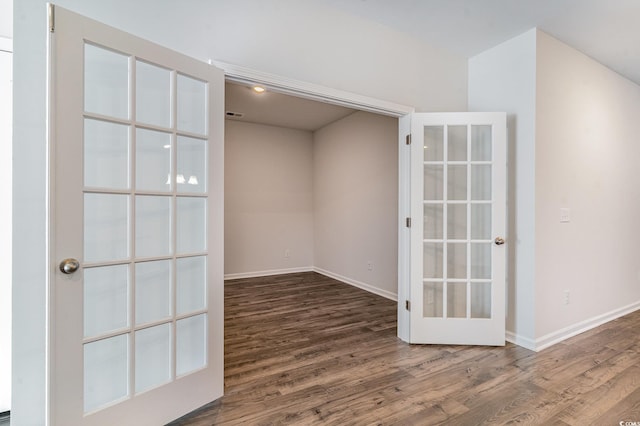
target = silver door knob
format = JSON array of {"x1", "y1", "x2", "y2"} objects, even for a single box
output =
[
  {"x1": 494, "y1": 237, "x2": 506, "y2": 246},
  {"x1": 59, "y1": 258, "x2": 80, "y2": 274}
]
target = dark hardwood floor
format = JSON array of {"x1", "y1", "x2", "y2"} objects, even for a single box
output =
[{"x1": 169, "y1": 272, "x2": 640, "y2": 425}]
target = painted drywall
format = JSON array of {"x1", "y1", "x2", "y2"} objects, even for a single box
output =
[
  {"x1": 24, "y1": 0, "x2": 467, "y2": 113},
  {"x1": 13, "y1": 1, "x2": 465, "y2": 422},
  {"x1": 534, "y1": 31, "x2": 640, "y2": 341},
  {"x1": 468, "y1": 29, "x2": 537, "y2": 347},
  {"x1": 0, "y1": 44, "x2": 11, "y2": 414},
  {"x1": 225, "y1": 120, "x2": 314, "y2": 277},
  {"x1": 470, "y1": 28, "x2": 640, "y2": 349},
  {"x1": 313, "y1": 111, "x2": 399, "y2": 299}
]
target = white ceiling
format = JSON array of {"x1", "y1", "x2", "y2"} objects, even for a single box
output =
[
  {"x1": 323, "y1": 0, "x2": 640, "y2": 86},
  {"x1": 227, "y1": 0, "x2": 640, "y2": 130},
  {"x1": 225, "y1": 82, "x2": 356, "y2": 131}
]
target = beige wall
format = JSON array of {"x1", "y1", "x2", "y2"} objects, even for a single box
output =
[
  {"x1": 313, "y1": 112, "x2": 399, "y2": 299},
  {"x1": 468, "y1": 29, "x2": 537, "y2": 348},
  {"x1": 470, "y1": 29, "x2": 640, "y2": 350},
  {"x1": 224, "y1": 120, "x2": 314, "y2": 277},
  {"x1": 534, "y1": 31, "x2": 640, "y2": 342}
]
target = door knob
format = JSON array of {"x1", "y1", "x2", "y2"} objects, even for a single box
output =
[
  {"x1": 494, "y1": 237, "x2": 505, "y2": 246},
  {"x1": 59, "y1": 258, "x2": 80, "y2": 274}
]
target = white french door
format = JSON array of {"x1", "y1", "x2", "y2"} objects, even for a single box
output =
[
  {"x1": 49, "y1": 6, "x2": 224, "y2": 425},
  {"x1": 407, "y1": 113, "x2": 506, "y2": 345}
]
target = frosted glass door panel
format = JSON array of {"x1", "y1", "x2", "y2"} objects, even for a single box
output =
[
  {"x1": 176, "y1": 314, "x2": 206, "y2": 376},
  {"x1": 177, "y1": 136, "x2": 207, "y2": 193},
  {"x1": 471, "y1": 165, "x2": 492, "y2": 200},
  {"x1": 447, "y1": 243, "x2": 467, "y2": 279},
  {"x1": 176, "y1": 197, "x2": 206, "y2": 254},
  {"x1": 84, "y1": 334, "x2": 129, "y2": 413},
  {"x1": 136, "y1": 60, "x2": 171, "y2": 128},
  {"x1": 471, "y1": 243, "x2": 491, "y2": 279},
  {"x1": 84, "y1": 193, "x2": 129, "y2": 262},
  {"x1": 424, "y1": 204, "x2": 443, "y2": 239},
  {"x1": 136, "y1": 128, "x2": 172, "y2": 192},
  {"x1": 135, "y1": 196, "x2": 172, "y2": 258},
  {"x1": 471, "y1": 282, "x2": 491, "y2": 319},
  {"x1": 84, "y1": 44, "x2": 129, "y2": 119},
  {"x1": 471, "y1": 204, "x2": 491, "y2": 240},
  {"x1": 177, "y1": 256, "x2": 206, "y2": 315},
  {"x1": 447, "y1": 204, "x2": 467, "y2": 240},
  {"x1": 423, "y1": 243, "x2": 443, "y2": 279},
  {"x1": 84, "y1": 264, "x2": 129, "y2": 338},
  {"x1": 84, "y1": 119, "x2": 129, "y2": 189},
  {"x1": 424, "y1": 166, "x2": 443, "y2": 201},
  {"x1": 447, "y1": 166, "x2": 467, "y2": 200},
  {"x1": 177, "y1": 74, "x2": 206, "y2": 135},
  {"x1": 471, "y1": 125, "x2": 492, "y2": 161},
  {"x1": 135, "y1": 324, "x2": 172, "y2": 393},
  {"x1": 423, "y1": 282, "x2": 443, "y2": 318},
  {"x1": 135, "y1": 260, "x2": 171, "y2": 325},
  {"x1": 410, "y1": 113, "x2": 506, "y2": 345},
  {"x1": 54, "y1": 8, "x2": 223, "y2": 423},
  {"x1": 447, "y1": 282, "x2": 467, "y2": 318},
  {"x1": 447, "y1": 125, "x2": 467, "y2": 161},
  {"x1": 423, "y1": 126, "x2": 444, "y2": 161}
]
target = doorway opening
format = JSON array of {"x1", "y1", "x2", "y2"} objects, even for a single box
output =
[{"x1": 223, "y1": 79, "x2": 401, "y2": 302}]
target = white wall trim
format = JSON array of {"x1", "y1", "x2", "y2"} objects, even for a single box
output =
[
  {"x1": 0, "y1": 37, "x2": 12, "y2": 53},
  {"x1": 505, "y1": 331, "x2": 536, "y2": 351},
  {"x1": 211, "y1": 60, "x2": 414, "y2": 118},
  {"x1": 508, "y1": 301, "x2": 640, "y2": 352},
  {"x1": 224, "y1": 267, "x2": 314, "y2": 281},
  {"x1": 313, "y1": 267, "x2": 398, "y2": 302},
  {"x1": 533, "y1": 301, "x2": 640, "y2": 352}
]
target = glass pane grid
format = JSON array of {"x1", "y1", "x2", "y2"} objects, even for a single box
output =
[
  {"x1": 82, "y1": 47, "x2": 210, "y2": 413},
  {"x1": 422, "y1": 123, "x2": 495, "y2": 321}
]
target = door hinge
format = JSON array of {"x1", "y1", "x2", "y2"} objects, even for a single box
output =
[
  {"x1": 405, "y1": 134, "x2": 411, "y2": 145},
  {"x1": 405, "y1": 300, "x2": 411, "y2": 311},
  {"x1": 49, "y1": 4, "x2": 55, "y2": 33},
  {"x1": 406, "y1": 217, "x2": 411, "y2": 228}
]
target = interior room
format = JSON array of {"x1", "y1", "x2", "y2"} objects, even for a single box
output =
[
  {"x1": 6, "y1": 0, "x2": 640, "y2": 424},
  {"x1": 224, "y1": 81, "x2": 398, "y2": 299}
]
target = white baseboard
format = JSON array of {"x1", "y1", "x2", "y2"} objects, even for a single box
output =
[
  {"x1": 224, "y1": 266, "x2": 398, "y2": 302},
  {"x1": 224, "y1": 266, "x2": 313, "y2": 281},
  {"x1": 533, "y1": 300, "x2": 640, "y2": 352},
  {"x1": 505, "y1": 331, "x2": 536, "y2": 351},
  {"x1": 506, "y1": 300, "x2": 640, "y2": 352},
  {"x1": 312, "y1": 267, "x2": 398, "y2": 302}
]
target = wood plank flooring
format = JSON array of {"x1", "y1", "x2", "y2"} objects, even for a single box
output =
[{"x1": 169, "y1": 272, "x2": 640, "y2": 425}]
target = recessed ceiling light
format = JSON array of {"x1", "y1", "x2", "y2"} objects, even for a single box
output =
[{"x1": 252, "y1": 85, "x2": 266, "y2": 94}]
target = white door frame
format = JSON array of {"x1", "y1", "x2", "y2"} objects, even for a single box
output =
[{"x1": 212, "y1": 61, "x2": 415, "y2": 343}]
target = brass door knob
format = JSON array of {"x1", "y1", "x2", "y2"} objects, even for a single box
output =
[
  {"x1": 494, "y1": 237, "x2": 505, "y2": 246},
  {"x1": 59, "y1": 258, "x2": 80, "y2": 274}
]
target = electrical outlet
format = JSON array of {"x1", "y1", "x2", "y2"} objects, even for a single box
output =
[
  {"x1": 560, "y1": 208, "x2": 570, "y2": 223},
  {"x1": 563, "y1": 290, "x2": 570, "y2": 305},
  {"x1": 367, "y1": 261, "x2": 373, "y2": 271},
  {"x1": 284, "y1": 249, "x2": 290, "y2": 259}
]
